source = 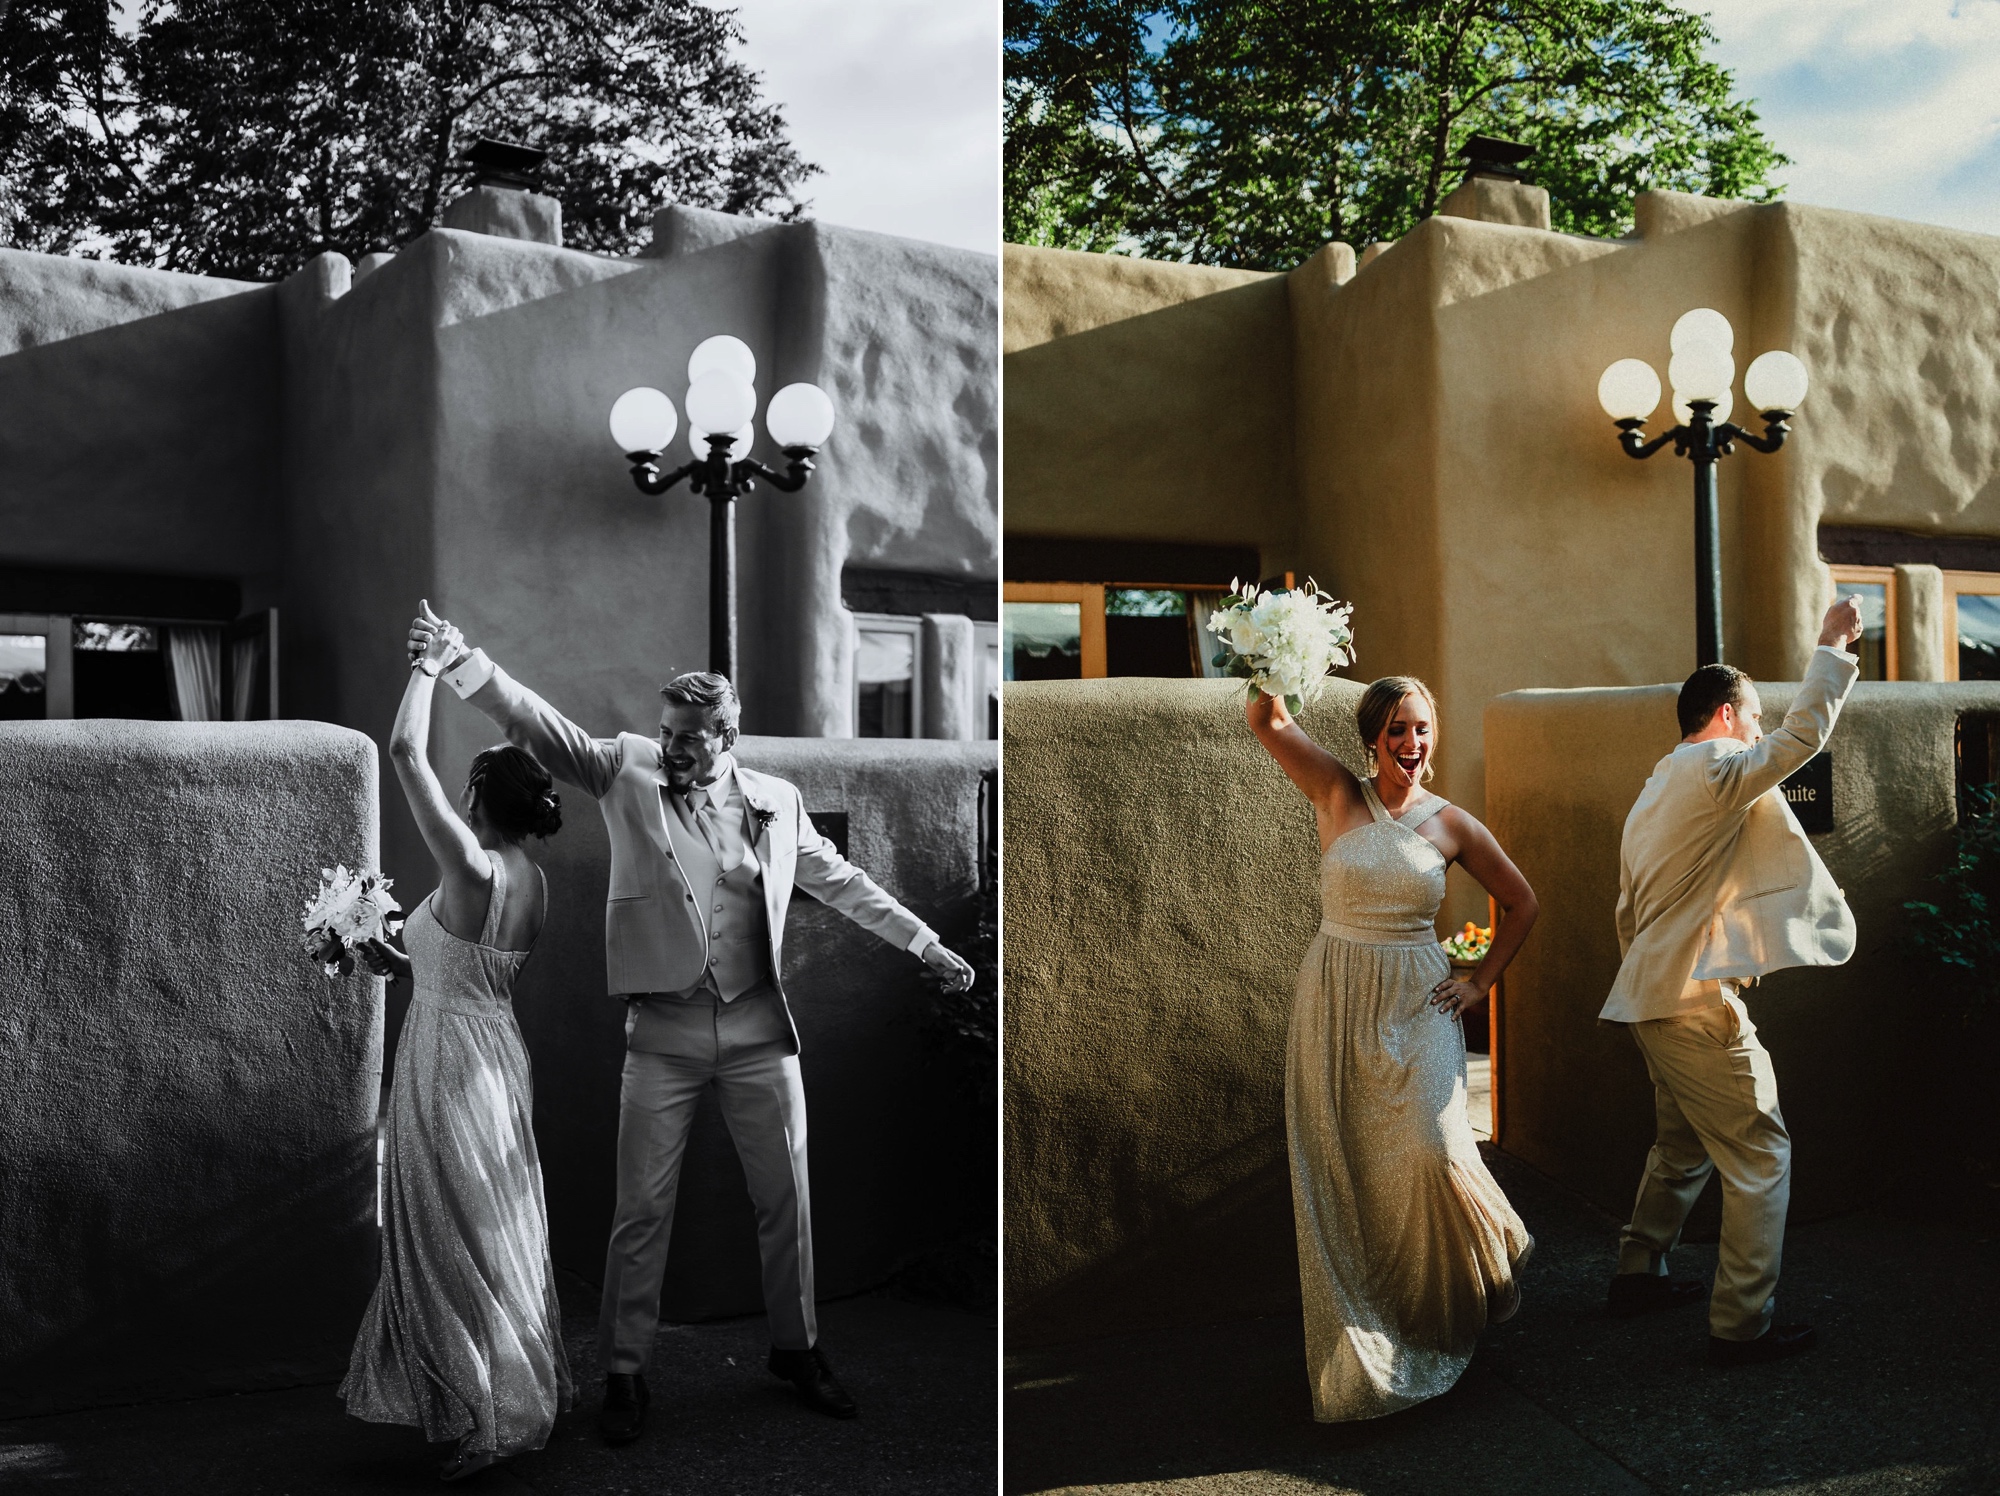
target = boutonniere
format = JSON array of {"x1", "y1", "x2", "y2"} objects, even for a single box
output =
[{"x1": 749, "y1": 802, "x2": 777, "y2": 832}]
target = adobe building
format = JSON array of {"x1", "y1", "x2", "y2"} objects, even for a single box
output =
[
  {"x1": 1004, "y1": 185, "x2": 2000, "y2": 1342},
  {"x1": 1, "y1": 190, "x2": 998, "y2": 1410},
  {"x1": 1004, "y1": 180, "x2": 2000, "y2": 926}
]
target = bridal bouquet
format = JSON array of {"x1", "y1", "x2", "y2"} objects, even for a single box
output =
[
  {"x1": 301, "y1": 864, "x2": 403, "y2": 978},
  {"x1": 1205, "y1": 579, "x2": 1355, "y2": 711}
]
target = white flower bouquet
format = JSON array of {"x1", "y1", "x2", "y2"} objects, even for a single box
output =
[
  {"x1": 301, "y1": 864, "x2": 403, "y2": 978},
  {"x1": 1205, "y1": 579, "x2": 1355, "y2": 711}
]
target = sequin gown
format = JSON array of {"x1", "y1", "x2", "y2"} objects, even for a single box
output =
[
  {"x1": 1289, "y1": 780, "x2": 1532, "y2": 1421},
  {"x1": 341, "y1": 856, "x2": 573, "y2": 1455}
]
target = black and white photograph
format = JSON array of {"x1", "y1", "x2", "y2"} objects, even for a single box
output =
[{"x1": 0, "y1": 0, "x2": 999, "y2": 1488}]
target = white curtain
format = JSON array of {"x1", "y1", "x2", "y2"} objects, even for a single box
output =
[
  {"x1": 1186, "y1": 591, "x2": 1233, "y2": 678},
  {"x1": 230, "y1": 631, "x2": 264, "y2": 720},
  {"x1": 166, "y1": 627, "x2": 222, "y2": 722}
]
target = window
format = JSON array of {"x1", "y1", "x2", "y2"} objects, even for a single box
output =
[
  {"x1": 1003, "y1": 583, "x2": 1105, "y2": 680},
  {"x1": 0, "y1": 633, "x2": 47, "y2": 720},
  {"x1": 853, "y1": 613, "x2": 923, "y2": 738},
  {"x1": 1826, "y1": 565, "x2": 1896, "y2": 681},
  {"x1": 1945, "y1": 572, "x2": 2000, "y2": 682},
  {"x1": 973, "y1": 620, "x2": 1000, "y2": 738}
]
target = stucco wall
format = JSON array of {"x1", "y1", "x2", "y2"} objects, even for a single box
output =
[
  {"x1": 0, "y1": 720, "x2": 383, "y2": 1417},
  {"x1": 0, "y1": 250, "x2": 280, "y2": 597},
  {"x1": 1002, "y1": 245, "x2": 1297, "y2": 572},
  {"x1": 1004, "y1": 677, "x2": 1369, "y2": 1344},
  {"x1": 490, "y1": 732, "x2": 996, "y2": 1312},
  {"x1": 1484, "y1": 681, "x2": 2000, "y2": 1222}
]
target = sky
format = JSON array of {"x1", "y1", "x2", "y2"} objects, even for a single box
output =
[
  {"x1": 725, "y1": 0, "x2": 1000, "y2": 255},
  {"x1": 1703, "y1": 0, "x2": 2000, "y2": 238}
]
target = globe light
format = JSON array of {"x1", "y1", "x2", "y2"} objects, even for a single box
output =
[
  {"x1": 1668, "y1": 345, "x2": 1735, "y2": 405},
  {"x1": 1670, "y1": 307, "x2": 1734, "y2": 355},
  {"x1": 1744, "y1": 349, "x2": 1810, "y2": 412},
  {"x1": 689, "y1": 422, "x2": 753, "y2": 462},
  {"x1": 1597, "y1": 359, "x2": 1662, "y2": 422},
  {"x1": 687, "y1": 335, "x2": 757, "y2": 388},
  {"x1": 1674, "y1": 387, "x2": 1733, "y2": 427},
  {"x1": 685, "y1": 370, "x2": 757, "y2": 434},
  {"x1": 765, "y1": 382, "x2": 837, "y2": 447},
  {"x1": 608, "y1": 388, "x2": 678, "y2": 453}
]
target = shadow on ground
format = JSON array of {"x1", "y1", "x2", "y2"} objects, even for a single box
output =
[
  {"x1": 0, "y1": 1273, "x2": 996, "y2": 1494},
  {"x1": 1005, "y1": 1150, "x2": 2000, "y2": 1496}
]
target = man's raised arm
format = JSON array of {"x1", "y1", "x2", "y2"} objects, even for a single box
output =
[
  {"x1": 1708, "y1": 597, "x2": 1863, "y2": 814},
  {"x1": 409, "y1": 605, "x2": 622, "y2": 799}
]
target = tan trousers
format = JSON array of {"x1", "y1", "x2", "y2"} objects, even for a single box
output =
[
  {"x1": 598, "y1": 989, "x2": 816, "y2": 1374},
  {"x1": 1617, "y1": 992, "x2": 1791, "y2": 1341}
]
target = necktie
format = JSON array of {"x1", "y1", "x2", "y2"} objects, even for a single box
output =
[{"x1": 689, "y1": 787, "x2": 724, "y2": 858}]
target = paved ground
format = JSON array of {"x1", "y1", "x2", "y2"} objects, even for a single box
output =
[
  {"x1": 0, "y1": 1274, "x2": 996, "y2": 1494},
  {"x1": 1006, "y1": 1150, "x2": 2000, "y2": 1496}
]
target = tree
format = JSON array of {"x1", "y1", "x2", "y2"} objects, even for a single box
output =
[
  {"x1": 1006, "y1": 0, "x2": 1789, "y2": 270},
  {"x1": 0, "y1": 0, "x2": 817, "y2": 280}
]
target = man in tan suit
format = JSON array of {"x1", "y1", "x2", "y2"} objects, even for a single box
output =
[
  {"x1": 1600, "y1": 596, "x2": 1863, "y2": 1367},
  {"x1": 408, "y1": 607, "x2": 974, "y2": 1440}
]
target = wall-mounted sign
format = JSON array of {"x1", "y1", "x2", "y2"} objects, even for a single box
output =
[{"x1": 1780, "y1": 752, "x2": 1833, "y2": 834}]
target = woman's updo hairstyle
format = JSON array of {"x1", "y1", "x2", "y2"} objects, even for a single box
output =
[
  {"x1": 466, "y1": 744, "x2": 562, "y2": 841},
  {"x1": 1354, "y1": 675, "x2": 1440, "y2": 783}
]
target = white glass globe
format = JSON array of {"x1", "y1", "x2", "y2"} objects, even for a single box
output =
[
  {"x1": 1670, "y1": 307, "x2": 1734, "y2": 355},
  {"x1": 765, "y1": 382, "x2": 837, "y2": 447},
  {"x1": 685, "y1": 370, "x2": 757, "y2": 435},
  {"x1": 1674, "y1": 387, "x2": 1733, "y2": 427},
  {"x1": 689, "y1": 422, "x2": 753, "y2": 463},
  {"x1": 1744, "y1": 349, "x2": 1810, "y2": 412},
  {"x1": 1668, "y1": 345, "x2": 1734, "y2": 404},
  {"x1": 687, "y1": 335, "x2": 756, "y2": 388},
  {"x1": 1597, "y1": 359, "x2": 1662, "y2": 421},
  {"x1": 608, "y1": 387, "x2": 678, "y2": 452}
]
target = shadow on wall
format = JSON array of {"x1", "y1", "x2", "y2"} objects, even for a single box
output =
[
  {"x1": 507, "y1": 734, "x2": 997, "y2": 1318},
  {"x1": 1485, "y1": 680, "x2": 2000, "y2": 1229},
  {"x1": 1004, "y1": 677, "x2": 1371, "y2": 1346},
  {"x1": 0, "y1": 721, "x2": 383, "y2": 1418}
]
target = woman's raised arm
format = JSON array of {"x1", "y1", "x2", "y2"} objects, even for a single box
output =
[
  {"x1": 1246, "y1": 690, "x2": 1362, "y2": 816},
  {"x1": 391, "y1": 639, "x2": 492, "y2": 917}
]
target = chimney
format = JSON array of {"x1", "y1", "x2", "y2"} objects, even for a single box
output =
[
  {"x1": 440, "y1": 137, "x2": 563, "y2": 245},
  {"x1": 1436, "y1": 134, "x2": 1550, "y2": 231}
]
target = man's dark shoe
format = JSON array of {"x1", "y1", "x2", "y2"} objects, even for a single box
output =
[
  {"x1": 1708, "y1": 1322, "x2": 1818, "y2": 1368},
  {"x1": 599, "y1": 1372, "x2": 648, "y2": 1444},
  {"x1": 769, "y1": 1344, "x2": 858, "y2": 1419},
  {"x1": 1606, "y1": 1272, "x2": 1708, "y2": 1318}
]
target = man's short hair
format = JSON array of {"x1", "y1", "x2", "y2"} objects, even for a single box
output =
[
  {"x1": 1677, "y1": 663, "x2": 1753, "y2": 737},
  {"x1": 659, "y1": 671, "x2": 741, "y2": 734}
]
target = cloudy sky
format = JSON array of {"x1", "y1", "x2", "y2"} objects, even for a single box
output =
[
  {"x1": 1705, "y1": 0, "x2": 2000, "y2": 238},
  {"x1": 727, "y1": 0, "x2": 999, "y2": 255}
]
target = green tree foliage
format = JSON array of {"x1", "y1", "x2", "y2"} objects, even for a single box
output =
[
  {"x1": 1006, "y1": 0, "x2": 1789, "y2": 269},
  {"x1": 1906, "y1": 782, "x2": 2000, "y2": 1020},
  {"x1": 0, "y1": 0, "x2": 817, "y2": 280}
]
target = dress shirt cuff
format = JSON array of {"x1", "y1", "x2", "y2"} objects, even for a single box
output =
[
  {"x1": 443, "y1": 648, "x2": 496, "y2": 699},
  {"x1": 907, "y1": 926, "x2": 940, "y2": 958},
  {"x1": 1814, "y1": 643, "x2": 1856, "y2": 663}
]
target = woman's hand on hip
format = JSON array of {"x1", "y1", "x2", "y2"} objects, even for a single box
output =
[{"x1": 1428, "y1": 976, "x2": 1481, "y2": 1018}]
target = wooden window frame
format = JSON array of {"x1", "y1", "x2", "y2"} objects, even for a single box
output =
[
  {"x1": 1003, "y1": 582, "x2": 1107, "y2": 679},
  {"x1": 1827, "y1": 564, "x2": 1899, "y2": 681},
  {"x1": 1943, "y1": 569, "x2": 2000, "y2": 682},
  {"x1": 0, "y1": 613, "x2": 74, "y2": 718},
  {"x1": 850, "y1": 611, "x2": 925, "y2": 738}
]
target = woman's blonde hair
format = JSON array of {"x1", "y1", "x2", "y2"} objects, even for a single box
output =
[{"x1": 1355, "y1": 676, "x2": 1439, "y2": 783}]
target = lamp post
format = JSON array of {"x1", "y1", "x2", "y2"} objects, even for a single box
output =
[
  {"x1": 1598, "y1": 309, "x2": 1810, "y2": 668},
  {"x1": 608, "y1": 336, "x2": 837, "y2": 682}
]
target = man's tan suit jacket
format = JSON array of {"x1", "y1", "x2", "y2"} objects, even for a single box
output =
[
  {"x1": 1600, "y1": 646, "x2": 1860, "y2": 1023},
  {"x1": 446, "y1": 652, "x2": 932, "y2": 1050}
]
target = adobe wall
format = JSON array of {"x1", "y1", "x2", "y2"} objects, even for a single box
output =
[
  {"x1": 1002, "y1": 245, "x2": 1298, "y2": 572},
  {"x1": 0, "y1": 721, "x2": 382, "y2": 1417},
  {"x1": 1004, "y1": 677, "x2": 1367, "y2": 1344},
  {"x1": 1484, "y1": 680, "x2": 2000, "y2": 1222},
  {"x1": 0, "y1": 250, "x2": 281, "y2": 600}
]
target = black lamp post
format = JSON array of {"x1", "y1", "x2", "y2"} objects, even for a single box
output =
[
  {"x1": 1599, "y1": 311, "x2": 1810, "y2": 668},
  {"x1": 609, "y1": 339, "x2": 836, "y2": 682}
]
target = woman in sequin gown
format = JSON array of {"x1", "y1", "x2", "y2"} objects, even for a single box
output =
[
  {"x1": 1247, "y1": 675, "x2": 1539, "y2": 1421},
  {"x1": 343, "y1": 615, "x2": 572, "y2": 1480}
]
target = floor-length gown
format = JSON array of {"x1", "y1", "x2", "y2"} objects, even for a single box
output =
[
  {"x1": 1288, "y1": 779, "x2": 1532, "y2": 1421},
  {"x1": 341, "y1": 856, "x2": 573, "y2": 1456}
]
